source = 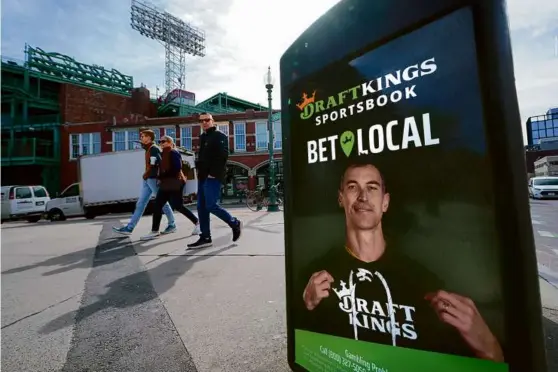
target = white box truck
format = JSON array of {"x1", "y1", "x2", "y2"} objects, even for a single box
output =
[{"x1": 45, "y1": 148, "x2": 197, "y2": 221}]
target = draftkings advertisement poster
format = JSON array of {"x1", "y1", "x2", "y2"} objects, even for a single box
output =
[{"x1": 286, "y1": 7, "x2": 509, "y2": 372}]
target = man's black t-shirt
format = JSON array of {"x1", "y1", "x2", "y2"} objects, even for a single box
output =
[{"x1": 295, "y1": 245, "x2": 475, "y2": 358}]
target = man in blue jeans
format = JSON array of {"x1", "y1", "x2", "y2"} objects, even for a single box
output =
[
  {"x1": 113, "y1": 129, "x2": 200, "y2": 236},
  {"x1": 187, "y1": 113, "x2": 242, "y2": 249}
]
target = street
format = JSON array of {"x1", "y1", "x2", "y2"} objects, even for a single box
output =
[
  {"x1": 532, "y1": 199, "x2": 558, "y2": 372},
  {"x1": 1, "y1": 202, "x2": 558, "y2": 372}
]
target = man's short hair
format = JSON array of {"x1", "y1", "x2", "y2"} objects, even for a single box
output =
[
  {"x1": 339, "y1": 163, "x2": 386, "y2": 193},
  {"x1": 199, "y1": 112, "x2": 212, "y2": 117},
  {"x1": 140, "y1": 129, "x2": 155, "y2": 141}
]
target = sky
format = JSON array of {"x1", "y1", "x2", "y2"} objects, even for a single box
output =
[{"x1": 1, "y1": 0, "x2": 557, "y2": 135}]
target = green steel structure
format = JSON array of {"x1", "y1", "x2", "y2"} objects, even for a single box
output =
[
  {"x1": 25, "y1": 45, "x2": 134, "y2": 95},
  {"x1": 2, "y1": 44, "x2": 136, "y2": 193},
  {"x1": 158, "y1": 92, "x2": 268, "y2": 117}
]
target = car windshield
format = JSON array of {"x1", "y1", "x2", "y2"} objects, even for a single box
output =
[{"x1": 534, "y1": 179, "x2": 558, "y2": 186}]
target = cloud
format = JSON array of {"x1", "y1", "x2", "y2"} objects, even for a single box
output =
[
  {"x1": 1, "y1": 0, "x2": 339, "y2": 107},
  {"x1": 1, "y1": 0, "x2": 556, "y2": 139}
]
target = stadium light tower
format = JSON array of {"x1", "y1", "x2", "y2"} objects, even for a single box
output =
[{"x1": 130, "y1": 0, "x2": 206, "y2": 95}]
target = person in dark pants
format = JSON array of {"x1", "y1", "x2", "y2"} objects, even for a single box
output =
[
  {"x1": 188, "y1": 113, "x2": 242, "y2": 249},
  {"x1": 141, "y1": 136, "x2": 201, "y2": 241}
]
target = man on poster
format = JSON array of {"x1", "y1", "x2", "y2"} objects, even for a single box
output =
[{"x1": 301, "y1": 162, "x2": 504, "y2": 362}]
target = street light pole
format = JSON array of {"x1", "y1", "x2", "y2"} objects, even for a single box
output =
[{"x1": 265, "y1": 66, "x2": 279, "y2": 212}]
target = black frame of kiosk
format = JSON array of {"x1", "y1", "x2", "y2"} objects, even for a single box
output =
[{"x1": 279, "y1": 0, "x2": 546, "y2": 371}]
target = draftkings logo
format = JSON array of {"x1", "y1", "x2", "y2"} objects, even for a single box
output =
[
  {"x1": 333, "y1": 268, "x2": 418, "y2": 344},
  {"x1": 296, "y1": 90, "x2": 317, "y2": 119}
]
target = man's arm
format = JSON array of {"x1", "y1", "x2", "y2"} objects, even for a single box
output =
[
  {"x1": 145, "y1": 146, "x2": 162, "y2": 179},
  {"x1": 150, "y1": 146, "x2": 162, "y2": 166}
]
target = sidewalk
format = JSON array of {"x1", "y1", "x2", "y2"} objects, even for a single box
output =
[{"x1": 119, "y1": 209, "x2": 290, "y2": 372}]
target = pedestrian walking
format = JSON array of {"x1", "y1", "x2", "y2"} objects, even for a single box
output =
[
  {"x1": 141, "y1": 136, "x2": 201, "y2": 240},
  {"x1": 187, "y1": 113, "x2": 242, "y2": 249},
  {"x1": 112, "y1": 129, "x2": 180, "y2": 236}
]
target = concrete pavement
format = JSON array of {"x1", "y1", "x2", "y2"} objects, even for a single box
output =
[
  {"x1": 1, "y1": 201, "x2": 557, "y2": 371},
  {"x1": 1, "y1": 209, "x2": 289, "y2": 372}
]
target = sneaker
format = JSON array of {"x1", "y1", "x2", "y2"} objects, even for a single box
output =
[
  {"x1": 113, "y1": 226, "x2": 133, "y2": 235},
  {"x1": 187, "y1": 237, "x2": 212, "y2": 249},
  {"x1": 161, "y1": 224, "x2": 177, "y2": 235},
  {"x1": 140, "y1": 231, "x2": 160, "y2": 241},
  {"x1": 232, "y1": 219, "x2": 242, "y2": 242},
  {"x1": 190, "y1": 224, "x2": 201, "y2": 236}
]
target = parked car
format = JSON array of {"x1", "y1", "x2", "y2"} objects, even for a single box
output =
[
  {"x1": 528, "y1": 176, "x2": 558, "y2": 199},
  {"x1": 1, "y1": 185, "x2": 50, "y2": 223}
]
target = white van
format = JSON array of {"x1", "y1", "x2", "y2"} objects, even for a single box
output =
[
  {"x1": 528, "y1": 176, "x2": 558, "y2": 199},
  {"x1": 1, "y1": 185, "x2": 51, "y2": 223}
]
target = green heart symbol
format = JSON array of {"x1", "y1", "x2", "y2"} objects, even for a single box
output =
[{"x1": 340, "y1": 131, "x2": 355, "y2": 157}]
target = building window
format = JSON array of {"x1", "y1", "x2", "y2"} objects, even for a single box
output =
[
  {"x1": 273, "y1": 121, "x2": 282, "y2": 149},
  {"x1": 234, "y1": 122, "x2": 246, "y2": 152},
  {"x1": 256, "y1": 122, "x2": 268, "y2": 150},
  {"x1": 217, "y1": 123, "x2": 229, "y2": 136},
  {"x1": 164, "y1": 127, "x2": 176, "y2": 141},
  {"x1": 181, "y1": 126, "x2": 193, "y2": 150},
  {"x1": 113, "y1": 130, "x2": 140, "y2": 151},
  {"x1": 70, "y1": 133, "x2": 101, "y2": 159},
  {"x1": 152, "y1": 129, "x2": 161, "y2": 142}
]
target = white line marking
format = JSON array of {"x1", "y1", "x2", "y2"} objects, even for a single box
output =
[
  {"x1": 531, "y1": 214, "x2": 540, "y2": 218},
  {"x1": 538, "y1": 230, "x2": 556, "y2": 238},
  {"x1": 532, "y1": 220, "x2": 543, "y2": 224},
  {"x1": 553, "y1": 249, "x2": 558, "y2": 256}
]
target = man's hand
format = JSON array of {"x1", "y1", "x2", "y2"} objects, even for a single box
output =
[
  {"x1": 303, "y1": 270, "x2": 334, "y2": 311},
  {"x1": 425, "y1": 290, "x2": 504, "y2": 362},
  {"x1": 208, "y1": 175, "x2": 215, "y2": 179}
]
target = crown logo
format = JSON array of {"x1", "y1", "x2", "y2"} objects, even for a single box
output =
[
  {"x1": 333, "y1": 279, "x2": 356, "y2": 299},
  {"x1": 296, "y1": 90, "x2": 317, "y2": 111}
]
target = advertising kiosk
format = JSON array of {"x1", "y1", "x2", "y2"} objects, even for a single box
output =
[{"x1": 280, "y1": 0, "x2": 547, "y2": 371}]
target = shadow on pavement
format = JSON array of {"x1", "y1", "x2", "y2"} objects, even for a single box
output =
[
  {"x1": 37, "y1": 235, "x2": 236, "y2": 335},
  {"x1": 25, "y1": 213, "x2": 268, "y2": 335},
  {"x1": 1, "y1": 214, "x2": 128, "y2": 230},
  {"x1": 2, "y1": 211, "x2": 270, "y2": 276},
  {"x1": 1, "y1": 237, "x2": 130, "y2": 276}
]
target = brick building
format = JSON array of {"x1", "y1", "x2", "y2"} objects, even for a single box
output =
[
  {"x1": 60, "y1": 109, "x2": 283, "y2": 198},
  {"x1": 2, "y1": 45, "x2": 281, "y2": 197}
]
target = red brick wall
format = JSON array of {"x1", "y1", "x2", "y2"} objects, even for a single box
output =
[
  {"x1": 60, "y1": 84, "x2": 133, "y2": 123},
  {"x1": 246, "y1": 121, "x2": 256, "y2": 152},
  {"x1": 58, "y1": 112, "x2": 282, "y2": 189},
  {"x1": 59, "y1": 123, "x2": 108, "y2": 189}
]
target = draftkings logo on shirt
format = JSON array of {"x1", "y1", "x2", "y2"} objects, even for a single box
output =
[{"x1": 333, "y1": 268, "x2": 418, "y2": 345}]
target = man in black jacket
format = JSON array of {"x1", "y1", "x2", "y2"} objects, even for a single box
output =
[{"x1": 188, "y1": 113, "x2": 242, "y2": 249}]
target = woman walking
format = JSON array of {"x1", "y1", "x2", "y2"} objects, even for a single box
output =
[{"x1": 141, "y1": 135, "x2": 200, "y2": 240}]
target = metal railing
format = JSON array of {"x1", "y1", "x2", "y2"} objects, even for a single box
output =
[
  {"x1": 2, "y1": 114, "x2": 60, "y2": 127},
  {"x1": 1, "y1": 138, "x2": 56, "y2": 159}
]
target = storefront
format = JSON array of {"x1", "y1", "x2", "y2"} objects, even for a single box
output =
[
  {"x1": 222, "y1": 162, "x2": 250, "y2": 199},
  {"x1": 255, "y1": 159, "x2": 284, "y2": 191}
]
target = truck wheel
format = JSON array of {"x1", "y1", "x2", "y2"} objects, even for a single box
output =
[
  {"x1": 84, "y1": 213, "x2": 96, "y2": 220},
  {"x1": 26, "y1": 216, "x2": 41, "y2": 223},
  {"x1": 48, "y1": 209, "x2": 66, "y2": 222}
]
